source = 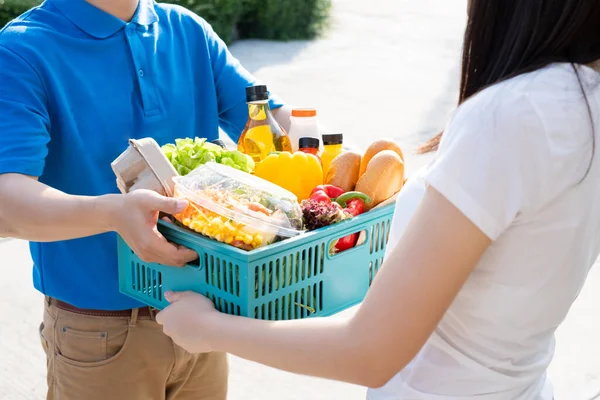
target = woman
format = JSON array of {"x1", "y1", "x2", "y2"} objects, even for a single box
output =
[{"x1": 156, "y1": 1, "x2": 600, "y2": 398}]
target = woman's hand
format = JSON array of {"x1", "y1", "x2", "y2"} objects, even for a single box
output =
[{"x1": 156, "y1": 291, "x2": 218, "y2": 353}]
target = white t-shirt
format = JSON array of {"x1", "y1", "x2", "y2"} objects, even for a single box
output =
[{"x1": 368, "y1": 63, "x2": 600, "y2": 400}]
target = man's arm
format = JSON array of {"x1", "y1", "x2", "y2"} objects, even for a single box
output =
[
  {"x1": 0, "y1": 173, "x2": 197, "y2": 266},
  {"x1": 0, "y1": 46, "x2": 113, "y2": 242},
  {"x1": 198, "y1": 18, "x2": 267, "y2": 143},
  {"x1": 0, "y1": 174, "x2": 114, "y2": 241},
  {"x1": 198, "y1": 19, "x2": 320, "y2": 144},
  {"x1": 197, "y1": 18, "x2": 358, "y2": 150}
]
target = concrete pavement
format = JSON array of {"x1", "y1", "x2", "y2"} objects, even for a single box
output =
[{"x1": 1, "y1": 0, "x2": 599, "y2": 399}]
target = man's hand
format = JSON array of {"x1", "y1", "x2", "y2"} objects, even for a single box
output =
[
  {"x1": 110, "y1": 190, "x2": 198, "y2": 267},
  {"x1": 156, "y1": 291, "x2": 217, "y2": 353}
]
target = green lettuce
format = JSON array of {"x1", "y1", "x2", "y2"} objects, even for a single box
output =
[{"x1": 162, "y1": 137, "x2": 255, "y2": 175}]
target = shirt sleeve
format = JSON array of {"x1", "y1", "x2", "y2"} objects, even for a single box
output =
[
  {"x1": 422, "y1": 91, "x2": 560, "y2": 240},
  {"x1": 0, "y1": 46, "x2": 50, "y2": 177},
  {"x1": 200, "y1": 19, "x2": 284, "y2": 142}
]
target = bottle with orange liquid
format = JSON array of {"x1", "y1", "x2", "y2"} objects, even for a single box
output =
[
  {"x1": 298, "y1": 137, "x2": 322, "y2": 166},
  {"x1": 237, "y1": 85, "x2": 292, "y2": 162}
]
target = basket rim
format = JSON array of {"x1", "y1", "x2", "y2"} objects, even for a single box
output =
[{"x1": 158, "y1": 203, "x2": 395, "y2": 262}]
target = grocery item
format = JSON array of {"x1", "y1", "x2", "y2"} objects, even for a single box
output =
[
  {"x1": 288, "y1": 108, "x2": 319, "y2": 152},
  {"x1": 298, "y1": 137, "x2": 322, "y2": 165},
  {"x1": 172, "y1": 162, "x2": 304, "y2": 250},
  {"x1": 300, "y1": 199, "x2": 350, "y2": 231},
  {"x1": 253, "y1": 151, "x2": 323, "y2": 201},
  {"x1": 335, "y1": 191, "x2": 372, "y2": 211},
  {"x1": 355, "y1": 190, "x2": 399, "y2": 247},
  {"x1": 359, "y1": 138, "x2": 405, "y2": 177},
  {"x1": 111, "y1": 138, "x2": 178, "y2": 196},
  {"x1": 310, "y1": 184, "x2": 345, "y2": 203},
  {"x1": 237, "y1": 85, "x2": 292, "y2": 162},
  {"x1": 303, "y1": 185, "x2": 371, "y2": 253},
  {"x1": 325, "y1": 150, "x2": 362, "y2": 192},
  {"x1": 321, "y1": 133, "x2": 344, "y2": 177},
  {"x1": 332, "y1": 191, "x2": 372, "y2": 253},
  {"x1": 162, "y1": 137, "x2": 254, "y2": 175},
  {"x1": 356, "y1": 150, "x2": 405, "y2": 209},
  {"x1": 309, "y1": 190, "x2": 332, "y2": 204}
]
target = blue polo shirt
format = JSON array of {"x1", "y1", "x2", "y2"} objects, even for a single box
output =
[{"x1": 0, "y1": 0, "x2": 283, "y2": 310}]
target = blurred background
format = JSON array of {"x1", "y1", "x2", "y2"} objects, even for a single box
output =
[
  {"x1": 1, "y1": 0, "x2": 599, "y2": 399},
  {"x1": 1, "y1": 0, "x2": 333, "y2": 46}
]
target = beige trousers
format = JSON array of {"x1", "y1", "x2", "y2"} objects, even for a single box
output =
[{"x1": 39, "y1": 297, "x2": 228, "y2": 400}]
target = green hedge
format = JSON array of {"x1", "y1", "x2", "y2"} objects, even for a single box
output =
[
  {"x1": 0, "y1": 0, "x2": 39, "y2": 28},
  {"x1": 239, "y1": 0, "x2": 331, "y2": 41},
  {"x1": 0, "y1": 0, "x2": 331, "y2": 44},
  {"x1": 167, "y1": 0, "x2": 244, "y2": 44}
]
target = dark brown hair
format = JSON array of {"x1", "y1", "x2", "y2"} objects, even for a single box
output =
[{"x1": 418, "y1": 0, "x2": 600, "y2": 154}]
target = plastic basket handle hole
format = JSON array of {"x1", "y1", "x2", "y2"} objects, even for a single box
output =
[
  {"x1": 187, "y1": 256, "x2": 201, "y2": 269},
  {"x1": 330, "y1": 229, "x2": 368, "y2": 256},
  {"x1": 355, "y1": 230, "x2": 368, "y2": 247}
]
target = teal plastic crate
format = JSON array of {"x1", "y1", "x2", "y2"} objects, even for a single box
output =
[{"x1": 117, "y1": 204, "x2": 395, "y2": 320}]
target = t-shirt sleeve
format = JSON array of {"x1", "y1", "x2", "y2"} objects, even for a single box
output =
[
  {"x1": 200, "y1": 19, "x2": 284, "y2": 142},
  {"x1": 0, "y1": 46, "x2": 50, "y2": 177},
  {"x1": 422, "y1": 91, "x2": 572, "y2": 240}
]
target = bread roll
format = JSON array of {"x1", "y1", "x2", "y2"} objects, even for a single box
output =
[
  {"x1": 325, "y1": 150, "x2": 362, "y2": 192},
  {"x1": 356, "y1": 150, "x2": 404, "y2": 209},
  {"x1": 359, "y1": 139, "x2": 404, "y2": 177}
]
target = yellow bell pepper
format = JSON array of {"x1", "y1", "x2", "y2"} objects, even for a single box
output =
[{"x1": 254, "y1": 151, "x2": 323, "y2": 201}]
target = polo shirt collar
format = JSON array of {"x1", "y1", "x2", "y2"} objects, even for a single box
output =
[
  {"x1": 133, "y1": 0, "x2": 159, "y2": 27},
  {"x1": 51, "y1": 0, "x2": 159, "y2": 39}
]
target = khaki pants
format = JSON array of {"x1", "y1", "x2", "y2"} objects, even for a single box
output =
[{"x1": 39, "y1": 298, "x2": 228, "y2": 400}]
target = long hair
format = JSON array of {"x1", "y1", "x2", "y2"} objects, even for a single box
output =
[{"x1": 418, "y1": 0, "x2": 600, "y2": 154}]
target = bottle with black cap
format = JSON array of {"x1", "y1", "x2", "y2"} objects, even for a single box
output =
[
  {"x1": 321, "y1": 133, "x2": 344, "y2": 176},
  {"x1": 298, "y1": 137, "x2": 322, "y2": 165},
  {"x1": 237, "y1": 85, "x2": 292, "y2": 162}
]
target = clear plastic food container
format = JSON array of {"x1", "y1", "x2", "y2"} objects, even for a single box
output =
[{"x1": 172, "y1": 162, "x2": 304, "y2": 250}]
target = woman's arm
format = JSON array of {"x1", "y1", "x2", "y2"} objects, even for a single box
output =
[{"x1": 157, "y1": 186, "x2": 491, "y2": 387}]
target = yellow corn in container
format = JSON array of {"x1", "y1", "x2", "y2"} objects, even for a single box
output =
[{"x1": 175, "y1": 203, "x2": 266, "y2": 250}]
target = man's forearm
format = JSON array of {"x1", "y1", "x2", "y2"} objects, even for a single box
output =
[{"x1": 0, "y1": 173, "x2": 118, "y2": 242}]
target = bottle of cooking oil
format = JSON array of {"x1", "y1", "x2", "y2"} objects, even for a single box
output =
[{"x1": 237, "y1": 85, "x2": 292, "y2": 162}]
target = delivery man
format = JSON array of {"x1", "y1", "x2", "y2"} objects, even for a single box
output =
[{"x1": 0, "y1": 0, "x2": 293, "y2": 398}]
